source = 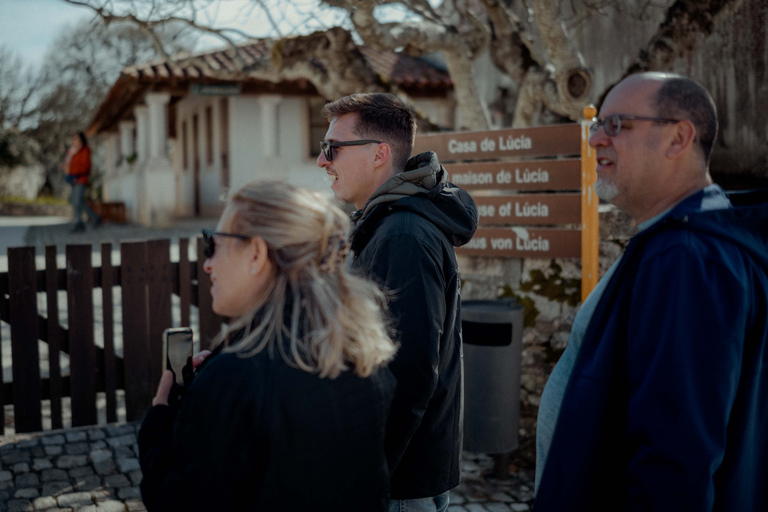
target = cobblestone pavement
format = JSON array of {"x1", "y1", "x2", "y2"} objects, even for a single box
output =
[
  {"x1": 1, "y1": 421, "x2": 535, "y2": 511},
  {"x1": 449, "y1": 452, "x2": 535, "y2": 512},
  {"x1": 0, "y1": 423, "x2": 144, "y2": 512}
]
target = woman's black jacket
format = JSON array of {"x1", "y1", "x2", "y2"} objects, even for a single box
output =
[{"x1": 138, "y1": 341, "x2": 396, "y2": 511}]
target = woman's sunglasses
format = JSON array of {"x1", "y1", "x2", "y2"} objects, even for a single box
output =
[{"x1": 202, "y1": 229, "x2": 250, "y2": 258}]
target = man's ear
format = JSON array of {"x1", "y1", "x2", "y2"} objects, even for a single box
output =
[
  {"x1": 666, "y1": 120, "x2": 696, "y2": 159},
  {"x1": 373, "y1": 142, "x2": 391, "y2": 166}
]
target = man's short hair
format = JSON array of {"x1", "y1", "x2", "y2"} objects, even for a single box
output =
[
  {"x1": 653, "y1": 76, "x2": 718, "y2": 167},
  {"x1": 322, "y1": 93, "x2": 417, "y2": 172}
]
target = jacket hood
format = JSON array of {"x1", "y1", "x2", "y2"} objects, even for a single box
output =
[
  {"x1": 653, "y1": 187, "x2": 768, "y2": 270},
  {"x1": 351, "y1": 151, "x2": 478, "y2": 247}
]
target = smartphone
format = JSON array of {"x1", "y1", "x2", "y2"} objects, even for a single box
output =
[{"x1": 162, "y1": 327, "x2": 194, "y2": 386}]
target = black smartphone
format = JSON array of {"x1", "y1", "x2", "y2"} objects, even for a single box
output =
[{"x1": 162, "y1": 327, "x2": 194, "y2": 386}]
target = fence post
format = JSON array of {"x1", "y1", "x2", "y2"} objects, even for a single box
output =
[
  {"x1": 581, "y1": 105, "x2": 599, "y2": 301},
  {"x1": 101, "y1": 243, "x2": 118, "y2": 423},
  {"x1": 0, "y1": 273, "x2": 4, "y2": 435},
  {"x1": 45, "y1": 246, "x2": 64, "y2": 429},
  {"x1": 67, "y1": 244, "x2": 98, "y2": 427},
  {"x1": 147, "y1": 239, "x2": 172, "y2": 389},
  {"x1": 196, "y1": 238, "x2": 222, "y2": 351},
  {"x1": 178, "y1": 238, "x2": 191, "y2": 329},
  {"x1": 121, "y1": 241, "x2": 152, "y2": 421},
  {"x1": 8, "y1": 247, "x2": 43, "y2": 433}
]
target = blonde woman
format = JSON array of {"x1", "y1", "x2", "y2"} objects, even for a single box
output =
[{"x1": 138, "y1": 181, "x2": 397, "y2": 512}]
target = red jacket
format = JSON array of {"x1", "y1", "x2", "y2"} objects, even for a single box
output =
[{"x1": 68, "y1": 147, "x2": 91, "y2": 185}]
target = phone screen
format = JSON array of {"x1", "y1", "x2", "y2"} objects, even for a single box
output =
[{"x1": 162, "y1": 327, "x2": 194, "y2": 385}]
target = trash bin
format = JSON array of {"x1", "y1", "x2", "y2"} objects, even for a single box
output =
[{"x1": 461, "y1": 298, "x2": 524, "y2": 471}]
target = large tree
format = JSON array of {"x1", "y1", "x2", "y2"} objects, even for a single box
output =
[
  {"x1": 60, "y1": 0, "x2": 745, "y2": 131},
  {"x1": 0, "y1": 46, "x2": 43, "y2": 167}
]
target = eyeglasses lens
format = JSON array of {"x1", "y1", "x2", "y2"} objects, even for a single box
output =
[
  {"x1": 203, "y1": 233, "x2": 215, "y2": 258},
  {"x1": 320, "y1": 142, "x2": 333, "y2": 162},
  {"x1": 605, "y1": 115, "x2": 621, "y2": 136},
  {"x1": 590, "y1": 115, "x2": 623, "y2": 137}
]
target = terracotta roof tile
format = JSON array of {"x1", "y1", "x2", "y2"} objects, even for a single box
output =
[
  {"x1": 120, "y1": 38, "x2": 449, "y2": 90},
  {"x1": 90, "y1": 35, "x2": 451, "y2": 134}
]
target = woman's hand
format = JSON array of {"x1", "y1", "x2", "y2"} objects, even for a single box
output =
[
  {"x1": 152, "y1": 370, "x2": 174, "y2": 406},
  {"x1": 192, "y1": 350, "x2": 213, "y2": 369},
  {"x1": 154, "y1": 351, "x2": 213, "y2": 408}
]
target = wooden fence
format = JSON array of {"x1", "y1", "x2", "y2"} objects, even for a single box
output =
[{"x1": 0, "y1": 238, "x2": 223, "y2": 434}]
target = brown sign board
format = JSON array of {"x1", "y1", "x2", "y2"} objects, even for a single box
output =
[
  {"x1": 457, "y1": 227, "x2": 581, "y2": 258},
  {"x1": 414, "y1": 124, "x2": 581, "y2": 162},
  {"x1": 447, "y1": 159, "x2": 581, "y2": 192},
  {"x1": 474, "y1": 193, "x2": 580, "y2": 226}
]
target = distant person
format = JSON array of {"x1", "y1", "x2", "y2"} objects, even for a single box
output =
[
  {"x1": 318, "y1": 93, "x2": 477, "y2": 512},
  {"x1": 138, "y1": 181, "x2": 397, "y2": 512},
  {"x1": 62, "y1": 131, "x2": 100, "y2": 232},
  {"x1": 535, "y1": 72, "x2": 768, "y2": 511}
]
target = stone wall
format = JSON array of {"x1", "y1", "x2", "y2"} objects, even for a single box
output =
[
  {"x1": 458, "y1": 205, "x2": 635, "y2": 410},
  {"x1": 0, "y1": 202, "x2": 71, "y2": 217},
  {"x1": 0, "y1": 165, "x2": 47, "y2": 202}
]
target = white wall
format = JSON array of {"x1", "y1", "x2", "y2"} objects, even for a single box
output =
[
  {"x1": 167, "y1": 92, "x2": 456, "y2": 218},
  {"x1": 275, "y1": 97, "x2": 330, "y2": 194},
  {"x1": 174, "y1": 94, "x2": 226, "y2": 217},
  {"x1": 228, "y1": 96, "x2": 330, "y2": 195}
]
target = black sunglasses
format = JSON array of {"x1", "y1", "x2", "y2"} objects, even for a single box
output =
[
  {"x1": 319, "y1": 139, "x2": 381, "y2": 162},
  {"x1": 590, "y1": 114, "x2": 680, "y2": 137},
  {"x1": 202, "y1": 229, "x2": 250, "y2": 258}
]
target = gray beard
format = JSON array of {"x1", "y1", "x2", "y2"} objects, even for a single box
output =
[{"x1": 594, "y1": 179, "x2": 619, "y2": 202}]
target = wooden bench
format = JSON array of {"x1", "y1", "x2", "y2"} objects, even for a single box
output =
[{"x1": 87, "y1": 201, "x2": 127, "y2": 223}]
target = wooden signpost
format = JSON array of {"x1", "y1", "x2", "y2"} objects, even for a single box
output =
[{"x1": 413, "y1": 106, "x2": 599, "y2": 300}]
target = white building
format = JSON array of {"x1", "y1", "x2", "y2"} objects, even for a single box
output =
[{"x1": 88, "y1": 40, "x2": 456, "y2": 225}]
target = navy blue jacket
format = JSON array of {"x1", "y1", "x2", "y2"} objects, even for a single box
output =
[
  {"x1": 536, "y1": 189, "x2": 768, "y2": 511},
  {"x1": 350, "y1": 152, "x2": 477, "y2": 499}
]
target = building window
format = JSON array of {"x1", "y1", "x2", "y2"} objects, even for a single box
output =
[
  {"x1": 308, "y1": 97, "x2": 328, "y2": 158},
  {"x1": 182, "y1": 120, "x2": 188, "y2": 171},
  {"x1": 205, "y1": 106, "x2": 213, "y2": 166}
]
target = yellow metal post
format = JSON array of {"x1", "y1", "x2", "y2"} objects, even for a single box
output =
[{"x1": 581, "y1": 105, "x2": 599, "y2": 301}]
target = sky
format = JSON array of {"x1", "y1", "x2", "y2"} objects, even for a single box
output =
[{"x1": 0, "y1": 0, "x2": 94, "y2": 68}]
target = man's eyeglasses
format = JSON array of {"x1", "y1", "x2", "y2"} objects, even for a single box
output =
[
  {"x1": 589, "y1": 114, "x2": 680, "y2": 137},
  {"x1": 202, "y1": 229, "x2": 250, "y2": 258},
  {"x1": 320, "y1": 139, "x2": 381, "y2": 162}
]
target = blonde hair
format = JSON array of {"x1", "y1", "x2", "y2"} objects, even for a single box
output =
[{"x1": 211, "y1": 181, "x2": 396, "y2": 378}]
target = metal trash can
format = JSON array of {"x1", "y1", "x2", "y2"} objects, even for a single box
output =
[{"x1": 461, "y1": 298, "x2": 524, "y2": 474}]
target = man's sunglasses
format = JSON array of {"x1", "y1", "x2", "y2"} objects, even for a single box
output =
[
  {"x1": 320, "y1": 139, "x2": 381, "y2": 162},
  {"x1": 589, "y1": 114, "x2": 680, "y2": 137},
  {"x1": 202, "y1": 229, "x2": 250, "y2": 258}
]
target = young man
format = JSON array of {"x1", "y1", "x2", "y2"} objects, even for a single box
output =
[
  {"x1": 318, "y1": 93, "x2": 478, "y2": 512},
  {"x1": 536, "y1": 73, "x2": 768, "y2": 510}
]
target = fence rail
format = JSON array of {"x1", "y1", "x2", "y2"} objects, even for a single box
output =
[{"x1": 0, "y1": 238, "x2": 223, "y2": 434}]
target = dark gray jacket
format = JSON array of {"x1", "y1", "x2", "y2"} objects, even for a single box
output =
[{"x1": 350, "y1": 152, "x2": 478, "y2": 499}]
